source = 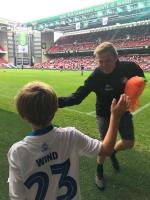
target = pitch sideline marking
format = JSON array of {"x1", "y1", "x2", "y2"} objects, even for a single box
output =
[
  {"x1": 64, "y1": 108, "x2": 89, "y2": 115},
  {"x1": 133, "y1": 102, "x2": 150, "y2": 115},
  {"x1": 64, "y1": 102, "x2": 150, "y2": 117}
]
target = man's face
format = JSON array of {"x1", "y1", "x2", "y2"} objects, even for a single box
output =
[{"x1": 96, "y1": 52, "x2": 118, "y2": 74}]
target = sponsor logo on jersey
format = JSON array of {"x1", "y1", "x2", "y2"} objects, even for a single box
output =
[
  {"x1": 41, "y1": 143, "x2": 49, "y2": 152},
  {"x1": 104, "y1": 84, "x2": 113, "y2": 91}
]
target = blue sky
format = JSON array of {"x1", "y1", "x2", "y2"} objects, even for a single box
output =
[{"x1": 0, "y1": 0, "x2": 112, "y2": 22}]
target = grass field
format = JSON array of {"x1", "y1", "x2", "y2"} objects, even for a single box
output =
[{"x1": 0, "y1": 69, "x2": 150, "y2": 200}]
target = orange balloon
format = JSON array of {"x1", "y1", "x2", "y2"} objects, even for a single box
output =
[{"x1": 125, "y1": 76, "x2": 145, "y2": 112}]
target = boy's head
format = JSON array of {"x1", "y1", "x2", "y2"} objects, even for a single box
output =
[{"x1": 16, "y1": 81, "x2": 58, "y2": 126}]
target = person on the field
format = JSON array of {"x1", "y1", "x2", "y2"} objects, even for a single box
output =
[
  {"x1": 60, "y1": 65, "x2": 64, "y2": 72},
  {"x1": 7, "y1": 81, "x2": 129, "y2": 199},
  {"x1": 58, "y1": 42, "x2": 145, "y2": 190},
  {"x1": 80, "y1": 65, "x2": 85, "y2": 76}
]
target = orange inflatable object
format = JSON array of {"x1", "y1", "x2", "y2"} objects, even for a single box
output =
[{"x1": 125, "y1": 76, "x2": 145, "y2": 112}]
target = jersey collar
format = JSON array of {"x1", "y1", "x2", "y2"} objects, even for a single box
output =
[{"x1": 28, "y1": 125, "x2": 53, "y2": 136}]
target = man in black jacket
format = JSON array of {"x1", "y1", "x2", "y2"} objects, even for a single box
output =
[{"x1": 58, "y1": 42, "x2": 145, "y2": 190}]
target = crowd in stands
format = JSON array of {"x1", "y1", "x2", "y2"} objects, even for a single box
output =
[
  {"x1": 119, "y1": 55, "x2": 150, "y2": 71},
  {"x1": 47, "y1": 25, "x2": 150, "y2": 53},
  {"x1": 34, "y1": 56, "x2": 97, "y2": 70},
  {"x1": 36, "y1": 25, "x2": 150, "y2": 71},
  {"x1": 34, "y1": 55, "x2": 150, "y2": 71}
]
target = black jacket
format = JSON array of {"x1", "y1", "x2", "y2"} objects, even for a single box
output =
[{"x1": 58, "y1": 60, "x2": 145, "y2": 117}]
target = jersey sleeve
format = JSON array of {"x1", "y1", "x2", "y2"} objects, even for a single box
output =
[
  {"x1": 7, "y1": 145, "x2": 26, "y2": 200},
  {"x1": 73, "y1": 128, "x2": 101, "y2": 157}
]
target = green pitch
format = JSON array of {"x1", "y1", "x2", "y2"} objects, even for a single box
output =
[{"x1": 0, "y1": 69, "x2": 150, "y2": 200}]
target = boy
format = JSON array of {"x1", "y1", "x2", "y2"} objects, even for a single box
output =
[{"x1": 8, "y1": 81, "x2": 129, "y2": 200}]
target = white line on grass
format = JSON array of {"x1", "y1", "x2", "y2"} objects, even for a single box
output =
[
  {"x1": 133, "y1": 102, "x2": 150, "y2": 115},
  {"x1": 64, "y1": 102, "x2": 150, "y2": 117},
  {"x1": 87, "y1": 111, "x2": 95, "y2": 114},
  {"x1": 64, "y1": 108, "x2": 88, "y2": 115}
]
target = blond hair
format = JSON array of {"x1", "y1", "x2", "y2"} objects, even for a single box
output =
[
  {"x1": 94, "y1": 42, "x2": 118, "y2": 57},
  {"x1": 15, "y1": 81, "x2": 58, "y2": 126}
]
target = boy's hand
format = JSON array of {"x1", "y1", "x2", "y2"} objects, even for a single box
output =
[{"x1": 111, "y1": 94, "x2": 130, "y2": 117}]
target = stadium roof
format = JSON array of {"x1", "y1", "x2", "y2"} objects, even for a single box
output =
[{"x1": 25, "y1": 0, "x2": 150, "y2": 33}]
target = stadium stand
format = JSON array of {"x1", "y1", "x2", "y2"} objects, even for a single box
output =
[
  {"x1": 35, "y1": 24, "x2": 150, "y2": 71},
  {"x1": 35, "y1": 55, "x2": 150, "y2": 71},
  {"x1": 0, "y1": 57, "x2": 8, "y2": 68},
  {"x1": 47, "y1": 25, "x2": 150, "y2": 53},
  {"x1": 0, "y1": 44, "x2": 8, "y2": 68},
  {"x1": 1, "y1": 1, "x2": 150, "y2": 71}
]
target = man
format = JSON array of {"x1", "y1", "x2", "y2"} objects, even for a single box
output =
[
  {"x1": 58, "y1": 42, "x2": 145, "y2": 190},
  {"x1": 80, "y1": 65, "x2": 85, "y2": 76}
]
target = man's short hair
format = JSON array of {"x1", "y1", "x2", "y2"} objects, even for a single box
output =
[
  {"x1": 15, "y1": 81, "x2": 58, "y2": 126},
  {"x1": 94, "y1": 42, "x2": 118, "y2": 57}
]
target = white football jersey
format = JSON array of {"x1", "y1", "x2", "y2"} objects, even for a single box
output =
[{"x1": 8, "y1": 126, "x2": 101, "y2": 200}]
